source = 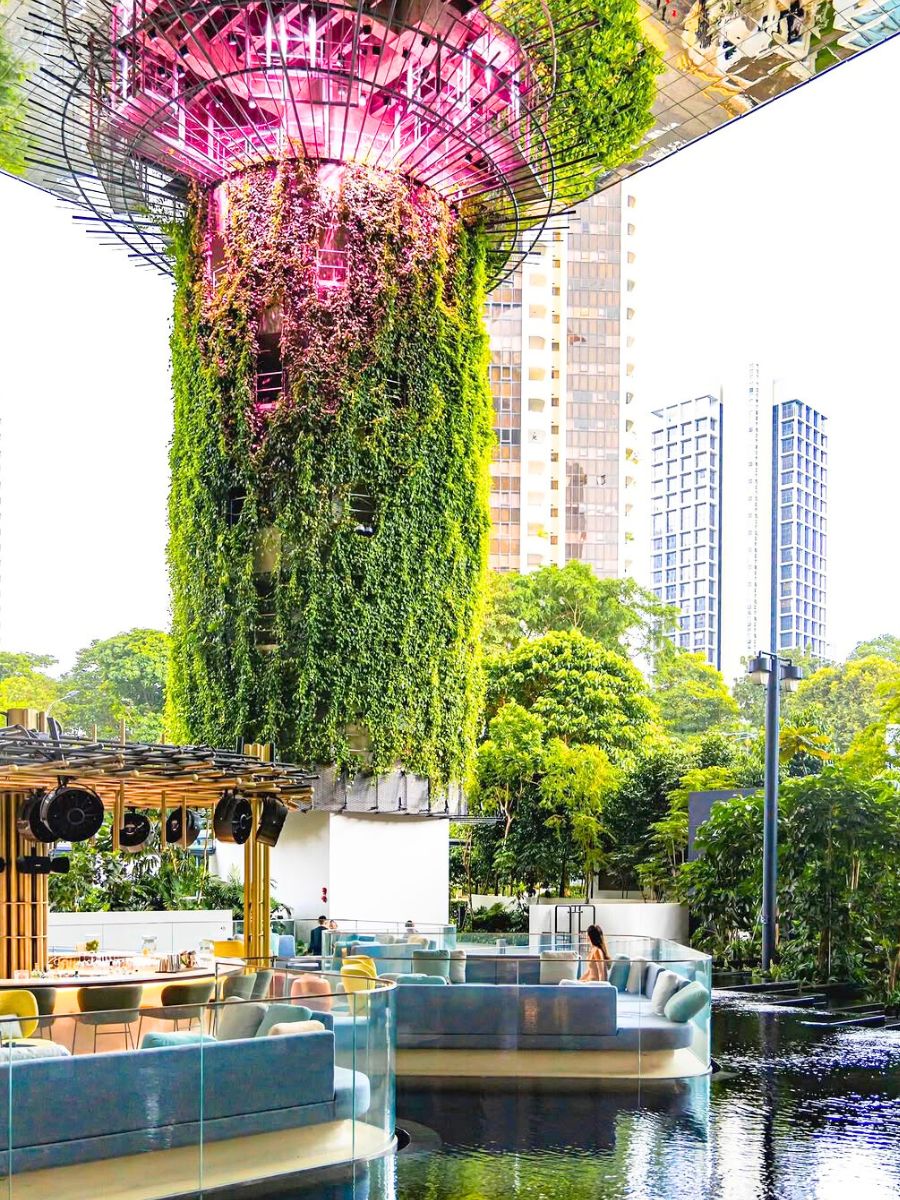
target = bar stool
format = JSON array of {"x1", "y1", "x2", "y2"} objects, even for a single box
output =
[
  {"x1": 75, "y1": 985, "x2": 144, "y2": 1053},
  {"x1": 27, "y1": 986, "x2": 58, "y2": 1039},
  {"x1": 250, "y1": 969, "x2": 274, "y2": 1000},
  {"x1": 137, "y1": 980, "x2": 216, "y2": 1043}
]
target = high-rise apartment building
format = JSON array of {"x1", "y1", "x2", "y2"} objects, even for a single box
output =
[
  {"x1": 650, "y1": 395, "x2": 724, "y2": 668},
  {"x1": 485, "y1": 185, "x2": 637, "y2": 575},
  {"x1": 773, "y1": 399, "x2": 828, "y2": 658}
]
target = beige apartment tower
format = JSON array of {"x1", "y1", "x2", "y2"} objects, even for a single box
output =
[{"x1": 485, "y1": 185, "x2": 637, "y2": 577}]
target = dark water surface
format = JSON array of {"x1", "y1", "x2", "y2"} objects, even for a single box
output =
[{"x1": 281, "y1": 995, "x2": 900, "y2": 1200}]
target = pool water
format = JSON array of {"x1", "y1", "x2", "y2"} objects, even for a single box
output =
[{"x1": 284, "y1": 994, "x2": 900, "y2": 1199}]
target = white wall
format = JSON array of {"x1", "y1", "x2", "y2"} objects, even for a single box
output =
[
  {"x1": 49, "y1": 910, "x2": 233, "y2": 954},
  {"x1": 529, "y1": 901, "x2": 688, "y2": 945},
  {"x1": 268, "y1": 809, "x2": 331, "y2": 915},
  {"x1": 328, "y1": 815, "x2": 449, "y2": 925},
  {"x1": 212, "y1": 811, "x2": 450, "y2": 926}
]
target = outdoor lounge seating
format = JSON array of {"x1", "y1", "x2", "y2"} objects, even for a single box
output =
[
  {"x1": 0, "y1": 1023, "x2": 371, "y2": 1176},
  {"x1": 392, "y1": 982, "x2": 696, "y2": 1051}
]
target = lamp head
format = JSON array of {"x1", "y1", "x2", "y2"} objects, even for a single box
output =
[
  {"x1": 781, "y1": 661, "x2": 803, "y2": 693},
  {"x1": 748, "y1": 654, "x2": 771, "y2": 686}
]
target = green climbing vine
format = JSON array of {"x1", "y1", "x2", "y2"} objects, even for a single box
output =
[{"x1": 167, "y1": 163, "x2": 492, "y2": 784}]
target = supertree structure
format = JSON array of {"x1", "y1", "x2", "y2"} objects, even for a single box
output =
[
  {"x1": 0, "y1": 0, "x2": 893, "y2": 784},
  {"x1": 0, "y1": 0, "x2": 662, "y2": 784}
]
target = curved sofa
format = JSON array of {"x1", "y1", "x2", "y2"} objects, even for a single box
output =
[
  {"x1": 393, "y1": 983, "x2": 694, "y2": 1052},
  {"x1": 0, "y1": 1029, "x2": 369, "y2": 1176}
]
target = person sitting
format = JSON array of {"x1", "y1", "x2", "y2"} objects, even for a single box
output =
[
  {"x1": 580, "y1": 924, "x2": 611, "y2": 982},
  {"x1": 308, "y1": 915, "x2": 327, "y2": 957},
  {"x1": 404, "y1": 919, "x2": 418, "y2": 936}
]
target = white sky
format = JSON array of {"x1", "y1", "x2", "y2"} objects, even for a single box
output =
[{"x1": 1, "y1": 35, "x2": 899, "y2": 672}]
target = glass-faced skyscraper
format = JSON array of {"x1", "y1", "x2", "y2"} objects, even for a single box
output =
[
  {"x1": 650, "y1": 395, "x2": 724, "y2": 667},
  {"x1": 774, "y1": 400, "x2": 828, "y2": 658}
]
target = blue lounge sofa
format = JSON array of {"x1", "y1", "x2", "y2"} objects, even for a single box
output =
[
  {"x1": 0, "y1": 1029, "x2": 369, "y2": 1176},
  {"x1": 394, "y1": 981, "x2": 695, "y2": 1052}
]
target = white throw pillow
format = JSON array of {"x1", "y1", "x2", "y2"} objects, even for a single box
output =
[
  {"x1": 650, "y1": 969, "x2": 682, "y2": 1015},
  {"x1": 625, "y1": 958, "x2": 647, "y2": 994},
  {"x1": 559, "y1": 979, "x2": 613, "y2": 988},
  {"x1": 267, "y1": 1019, "x2": 327, "y2": 1037}
]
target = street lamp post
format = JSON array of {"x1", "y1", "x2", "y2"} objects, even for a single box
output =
[{"x1": 748, "y1": 652, "x2": 802, "y2": 971}]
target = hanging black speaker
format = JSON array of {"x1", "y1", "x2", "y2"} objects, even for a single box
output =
[
  {"x1": 17, "y1": 791, "x2": 56, "y2": 843},
  {"x1": 213, "y1": 791, "x2": 253, "y2": 845},
  {"x1": 40, "y1": 784, "x2": 105, "y2": 842},
  {"x1": 165, "y1": 807, "x2": 201, "y2": 847},
  {"x1": 120, "y1": 809, "x2": 152, "y2": 852},
  {"x1": 256, "y1": 795, "x2": 288, "y2": 847}
]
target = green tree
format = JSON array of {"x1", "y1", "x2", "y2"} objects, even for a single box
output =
[
  {"x1": 484, "y1": 630, "x2": 655, "y2": 760},
  {"x1": 652, "y1": 651, "x2": 739, "y2": 736},
  {"x1": 482, "y1": 562, "x2": 677, "y2": 660},
  {"x1": 540, "y1": 739, "x2": 617, "y2": 899},
  {"x1": 0, "y1": 670, "x2": 64, "y2": 715},
  {"x1": 0, "y1": 651, "x2": 57, "y2": 682},
  {"x1": 779, "y1": 767, "x2": 900, "y2": 985},
  {"x1": 500, "y1": 0, "x2": 662, "y2": 204},
  {"x1": 677, "y1": 792, "x2": 764, "y2": 965},
  {"x1": 0, "y1": 21, "x2": 25, "y2": 176},
  {"x1": 63, "y1": 629, "x2": 170, "y2": 741},
  {"x1": 849, "y1": 634, "x2": 900, "y2": 663},
  {"x1": 792, "y1": 655, "x2": 900, "y2": 753},
  {"x1": 603, "y1": 740, "x2": 689, "y2": 891}
]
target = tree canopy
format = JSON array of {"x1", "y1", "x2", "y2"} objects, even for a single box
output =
[
  {"x1": 0, "y1": 629, "x2": 170, "y2": 741},
  {"x1": 482, "y1": 562, "x2": 677, "y2": 659},
  {"x1": 0, "y1": 21, "x2": 25, "y2": 176},
  {"x1": 849, "y1": 634, "x2": 900, "y2": 664},
  {"x1": 652, "y1": 651, "x2": 739, "y2": 736},
  {"x1": 792, "y1": 655, "x2": 900, "y2": 753},
  {"x1": 485, "y1": 629, "x2": 655, "y2": 760}
]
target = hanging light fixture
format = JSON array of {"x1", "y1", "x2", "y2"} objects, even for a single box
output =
[
  {"x1": 165, "y1": 807, "x2": 202, "y2": 847},
  {"x1": 213, "y1": 790, "x2": 253, "y2": 844},
  {"x1": 40, "y1": 781, "x2": 105, "y2": 842},
  {"x1": 17, "y1": 790, "x2": 56, "y2": 843},
  {"x1": 256, "y1": 794, "x2": 288, "y2": 846},
  {"x1": 120, "y1": 809, "x2": 152, "y2": 852}
]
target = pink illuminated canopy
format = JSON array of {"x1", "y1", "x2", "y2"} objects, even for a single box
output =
[{"x1": 106, "y1": 0, "x2": 549, "y2": 208}]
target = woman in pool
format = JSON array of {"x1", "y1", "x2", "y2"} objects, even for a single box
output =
[{"x1": 580, "y1": 924, "x2": 611, "y2": 982}]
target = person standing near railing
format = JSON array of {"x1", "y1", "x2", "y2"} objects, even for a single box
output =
[{"x1": 308, "y1": 916, "x2": 327, "y2": 957}]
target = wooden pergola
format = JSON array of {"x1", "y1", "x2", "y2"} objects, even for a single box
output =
[{"x1": 0, "y1": 710, "x2": 315, "y2": 977}]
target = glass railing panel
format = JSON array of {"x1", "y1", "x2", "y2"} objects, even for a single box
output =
[
  {"x1": 6, "y1": 1001, "x2": 204, "y2": 1199},
  {"x1": 3, "y1": 974, "x2": 396, "y2": 1198}
]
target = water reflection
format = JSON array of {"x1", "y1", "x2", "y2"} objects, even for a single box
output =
[{"x1": 266, "y1": 997, "x2": 900, "y2": 1200}]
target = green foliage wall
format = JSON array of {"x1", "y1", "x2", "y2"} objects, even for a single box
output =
[{"x1": 167, "y1": 163, "x2": 493, "y2": 782}]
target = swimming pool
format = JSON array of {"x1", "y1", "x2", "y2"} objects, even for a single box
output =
[{"x1": 281, "y1": 993, "x2": 900, "y2": 1199}]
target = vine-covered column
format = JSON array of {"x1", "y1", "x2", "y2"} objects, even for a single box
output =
[{"x1": 167, "y1": 162, "x2": 492, "y2": 784}]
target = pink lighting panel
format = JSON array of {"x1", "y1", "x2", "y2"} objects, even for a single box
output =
[{"x1": 105, "y1": 0, "x2": 547, "y2": 207}]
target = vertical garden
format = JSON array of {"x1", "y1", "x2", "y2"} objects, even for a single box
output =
[{"x1": 167, "y1": 163, "x2": 493, "y2": 782}]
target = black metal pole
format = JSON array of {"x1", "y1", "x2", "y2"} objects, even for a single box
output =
[{"x1": 762, "y1": 654, "x2": 780, "y2": 971}]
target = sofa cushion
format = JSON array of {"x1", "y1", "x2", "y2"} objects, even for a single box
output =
[
  {"x1": 216, "y1": 999, "x2": 267, "y2": 1041},
  {"x1": 643, "y1": 961, "x2": 663, "y2": 998},
  {"x1": 381, "y1": 972, "x2": 448, "y2": 985},
  {"x1": 411, "y1": 949, "x2": 451, "y2": 979},
  {"x1": 449, "y1": 950, "x2": 467, "y2": 984},
  {"x1": 256, "y1": 1003, "x2": 313, "y2": 1037},
  {"x1": 607, "y1": 957, "x2": 630, "y2": 991},
  {"x1": 140, "y1": 1031, "x2": 215, "y2": 1049},
  {"x1": 649, "y1": 970, "x2": 682, "y2": 1016},
  {"x1": 558, "y1": 979, "x2": 613, "y2": 988},
  {"x1": 664, "y1": 981, "x2": 709, "y2": 1024},
  {"x1": 625, "y1": 959, "x2": 647, "y2": 994},
  {"x1": 267, "y1": 1020, "x2": 327, "y2": 1037}
]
